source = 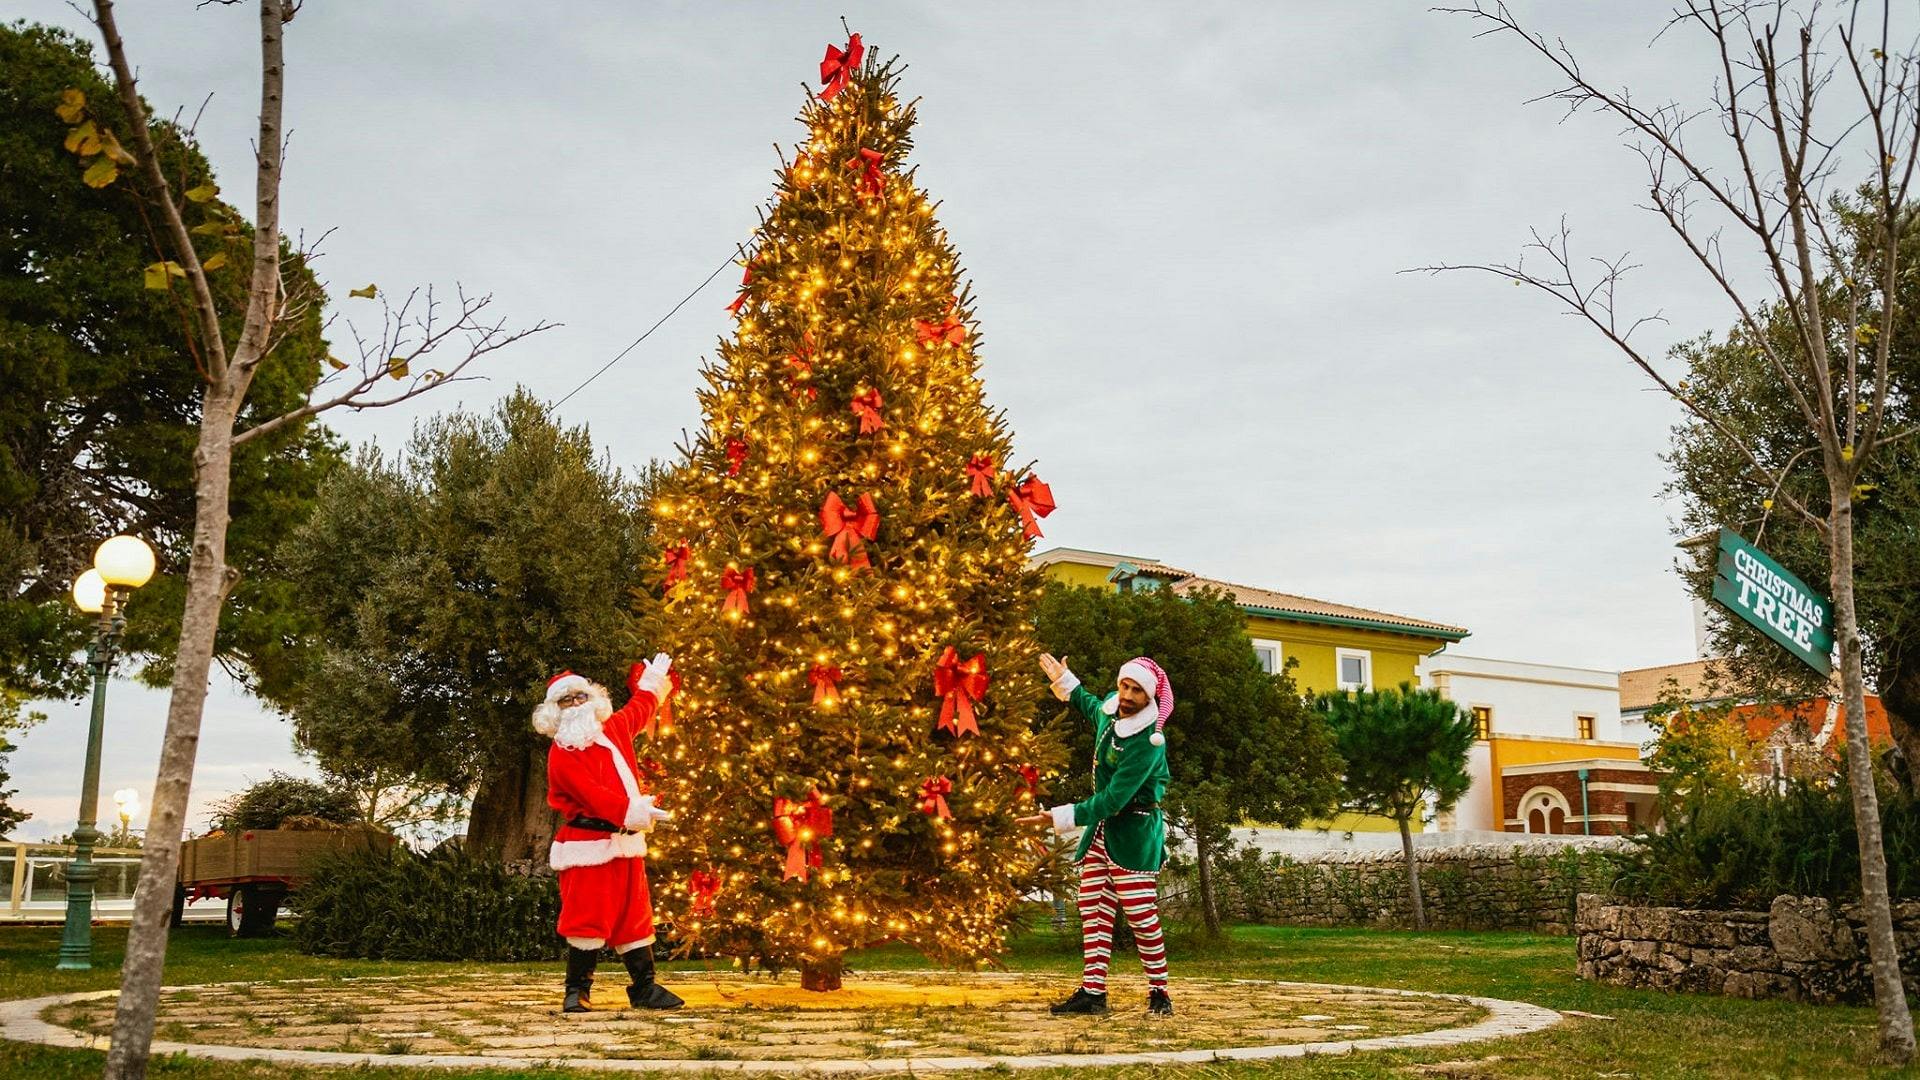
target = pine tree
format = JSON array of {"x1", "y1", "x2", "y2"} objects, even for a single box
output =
[{"x1": 644, "y1": 31, "x2": 1063, "y2": 990}]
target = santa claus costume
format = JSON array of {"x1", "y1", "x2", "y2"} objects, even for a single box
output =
[
  {"x1": 533, "y1": 655, "x2": 682, "y2": 1012},
  {"x1": 1044, "y1": 657, "x2": 1175, "y2": 1017}
]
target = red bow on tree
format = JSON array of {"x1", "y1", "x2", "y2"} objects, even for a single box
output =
[
  {"x1": 915, "y1": 314, "x2": 967, "y2": 346},
  {"x1": 965, "y1": 454, "x2": 996, "y2": 498},
  {"x1": 846, "y1": 147, "x2": 884, "y2": 199},
  {"x1": 633, "y1": 667, "x2": 682, "y2": 739},
  {"x1": 819, "y1": 32, "x2": 864, "y2": 101},
  {"x1": 773, "y1": 789, "x2": 833, "y2": 882},
  {"x1": 819, "y1": 492, "x2": 880, "y2": 569},
  {"x1": 918, "y1": 776, "x2": 954, "y2": 820},
  {"x1": 725, "y1": 261, "x2": 754, "y2": 314},
  {"x1": 1008, "y1": 475, "x2": 1056, "y2": 540},
  {"x1": 785, "y1": 337, "x2": 818, "y2": 400},
  {"x1": 850, "y1": 389, "x2": 885, "y2": 434},
  {"x1": 689, "y1": 869, "x2": 721, "y2": 917},
  {"x1": 933, "y1": 646, "x2": 989, "y2": 737},
  {"x1": 1015, "y1": 763, "x2": 1040, "y2": 803},
  {"x1": 662, "y1": 542, "x2": 691, "y2": 593},
  {"x1": 721, "y1": 567, "x2": 756, "y2": 618},
  {"x1": 809, "y1": 663, "x2": 843, "y2": 709},
  {"x1": 725, "y1": 436, "x2": 749, "y2": 477}
]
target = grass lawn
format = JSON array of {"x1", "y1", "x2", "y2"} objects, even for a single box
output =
[{"x1": 0, "y1": 919, "x2": 1915, "y2": 1078}]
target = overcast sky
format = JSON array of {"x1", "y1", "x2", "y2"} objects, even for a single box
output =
[{"x1": 12, "y1": 1, "x2": 1768, "y2": 840}]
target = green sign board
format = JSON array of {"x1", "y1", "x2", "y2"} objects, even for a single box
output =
[{"x1": 1709, "y1": 528, "x2": 1833, "y2": 676}]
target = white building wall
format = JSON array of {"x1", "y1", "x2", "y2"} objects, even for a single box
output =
[
  {"x1": 1446, "y1": 741, "x2": 1496, "y2": 835},
  {"x1": 1419, "y1": 653, "x2": 1625, "y2": 743}
]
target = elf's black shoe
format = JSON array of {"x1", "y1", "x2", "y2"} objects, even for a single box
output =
[
  {"x1": 1148, "y1": 988, "x2": 1174, "y2": 1016},
  {"x1": 1049, "y1": 988, "x2": 1110, "y2": 1015},
  {"x1": 562, "y1": 945, "x2": 598, "y2": 1013},
  {"x1": 622, "y1": 944, "x2": 685, "y2": 1010}
]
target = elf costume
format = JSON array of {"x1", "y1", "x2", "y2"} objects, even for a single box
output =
[
  {"x1": 1045, "y1": 657, "x2": 1175, "y2": 1017},
  {"x1": 534, "y1": 656, "x2": 683, "y2": 1013}
]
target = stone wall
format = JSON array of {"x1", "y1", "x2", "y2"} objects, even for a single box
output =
[
  {"x1": 1170, "y1": 840, "x2": 1626, "y2": 934},
  {"x1": 1575, "y1": 893, "x2": 1920, "y2": 1003}
]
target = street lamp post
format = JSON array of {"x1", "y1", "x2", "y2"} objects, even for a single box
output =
[{"x1": 56, "y1": 535, "x2": 155, "y2": 972}]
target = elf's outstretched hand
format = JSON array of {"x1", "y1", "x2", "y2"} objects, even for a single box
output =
[{"x1": 1038, "y1": 653, "x2": 1077, "y2": 701}]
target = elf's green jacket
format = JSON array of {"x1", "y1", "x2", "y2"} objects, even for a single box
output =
[{"x1": 1063, "y1": 684, "x2": 1170, "y2": 873}]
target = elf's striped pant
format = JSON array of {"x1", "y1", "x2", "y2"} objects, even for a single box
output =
[{"x1": 1076, "y1": 830, "x2": 1168, "y2": 994}]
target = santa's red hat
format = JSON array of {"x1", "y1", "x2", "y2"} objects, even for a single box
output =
[
  {"x1": 1107, "y1": 657, "x2": 1174, "y2": 746},
  {"x1": 545, "y1": 671, "x2": 593, "y2": 704}
]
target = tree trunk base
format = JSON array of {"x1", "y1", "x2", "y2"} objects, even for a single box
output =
[{"x1": 800, "y1": 958, "x2": 843, "y2": 992}]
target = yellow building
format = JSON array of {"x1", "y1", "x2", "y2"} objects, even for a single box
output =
[{"x1": 1031, "y1": 548, "x2": 1469, "y2": 695}]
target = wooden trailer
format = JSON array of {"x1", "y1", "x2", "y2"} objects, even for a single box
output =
[{"x1": 172, "y1": 824, "x2": 394, "y2": 936}]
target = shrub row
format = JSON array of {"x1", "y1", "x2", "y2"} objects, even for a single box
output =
[{"x1": 291, "y1": 844, "x2": 562, "y2": 961}]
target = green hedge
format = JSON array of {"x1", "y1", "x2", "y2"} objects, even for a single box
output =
[
  {"x1": 291, "y1": 845, "x2": 562, "y2": 961},
  {"x1": 1608, "y1": 779, "x2": 1920, "y2": 909}
]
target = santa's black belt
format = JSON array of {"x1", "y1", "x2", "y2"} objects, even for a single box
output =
[{"x1": 568, "y1": 815, "x2": 631, "y2": 834}]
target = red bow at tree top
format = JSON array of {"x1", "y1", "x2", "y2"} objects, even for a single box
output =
[
  {"x1": 850, "y1": 389, "x2": 884, "y2": 434},
  {"x1": 721, "y1": 567, "x2": 756, "y2": 618},
  {"x1": 918, "y1": 776, "x2": 954, "y2": 820},
  {"x1": 773, "y1": 789, "x2": 833, "y2": 882},
  {"x1": 809, "y1": 663, "x2": 843, "y2": 709},
  {"x1": 662, "y1": 541, "x2": 691, "y2": 593},
  {"x1": 688, "y1": 869, "x2": 721, "y2": 917},
  {"x1": 915, "y1": 314, "x2": 967, "y2": 346},
  {"x1": 846, "y1": 147, "x2": 884, "y2": 199},
  {"x1": 819, "y1": 491, "x2": 880, "y2": 569},
  {"x1": 933, "y1": 646, "x2": 989, "y2": 737},
  {"x1": 725, "y1": 436, "x2": 748, "y2": 477},
  {"x1": 1015, "y1": 764, "x2": 1040, "y2": 803},
  {"x1": 819, "y1": 32, "x2": 864, "y2": 101},
  {"x1": 965, "y1": 454, "x2": 995, "y2": 498},
  {"x1": 1008, "y1": 475, "x2": 1056, "y2": 539}
]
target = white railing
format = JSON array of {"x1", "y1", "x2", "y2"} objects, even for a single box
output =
[{"x1": 0, "y1": 842, "x2": 218, "y2": 923}]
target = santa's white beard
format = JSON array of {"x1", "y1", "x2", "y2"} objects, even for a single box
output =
[{"x1": 535, "y1": 690, "x2": 613, "y2": 750}]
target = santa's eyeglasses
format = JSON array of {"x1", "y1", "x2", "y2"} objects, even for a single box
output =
[{"x1": 556, "y1": 691, "x2": 590, "y2": 707}]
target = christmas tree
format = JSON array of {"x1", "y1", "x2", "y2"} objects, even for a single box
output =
[{"x1": 644, "y1": 31, "x2": 1064, "y2": 990}]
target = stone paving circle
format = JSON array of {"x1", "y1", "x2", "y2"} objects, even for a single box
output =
[{"x1": 1, "y1": 970, "x2": 1561, "y2": 1073}]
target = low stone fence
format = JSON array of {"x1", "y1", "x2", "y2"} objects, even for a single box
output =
[
  {"x1": 1575, "y1": 893, "x2": 1920, "y2": 1003},
  {"x1": 1167, "y1": 840, "x2": 1626, "y2": 934}
]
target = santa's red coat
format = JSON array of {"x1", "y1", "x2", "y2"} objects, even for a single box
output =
[{"x1": 546, "y1": 678, "x2": 662, "y2": 945}]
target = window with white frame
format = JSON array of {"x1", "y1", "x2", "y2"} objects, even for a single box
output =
[
  {"x1": 1336, "y1": 648, "x2": 1372, "y2": 691},
  {"x1": 1251, "y1": 638, "x2": 1283, "y2": 675}
]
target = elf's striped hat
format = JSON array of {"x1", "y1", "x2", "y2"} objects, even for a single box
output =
[{"x1": 1104, "y1": 656, "x2": 1175, "y2": 746}]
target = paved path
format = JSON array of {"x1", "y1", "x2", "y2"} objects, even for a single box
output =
[{"x1": 0, "y1": 973, "x2": 1560, "y2": 1074}]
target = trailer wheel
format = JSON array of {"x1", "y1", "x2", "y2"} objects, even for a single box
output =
[
  {"x1": 168, "y1": 884, "x2": 186, "y2": 927},
  {"x1": 227, "y1": 884, "x2": 284, "y2": 937}
]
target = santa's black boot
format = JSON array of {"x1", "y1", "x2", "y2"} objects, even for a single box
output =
[
  {"x1": 623, "y1": 944, "x2": 684, "y2": 1010},
  {"x1": 1148, "y1": 988, "x2": 1174, "y2": 1016},
  {"x1": 562, "y1": 946, "x2": 598, "y2": 1013},
  {"x1": 1049, "y1": 987, "x2": 1109, "y2": 1015}
]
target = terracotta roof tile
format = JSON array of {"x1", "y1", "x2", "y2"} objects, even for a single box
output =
[{"x1": 1165, "y1": 575, "x2": 1469, "y2": 638}]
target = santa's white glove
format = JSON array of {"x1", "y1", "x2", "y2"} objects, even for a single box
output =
[
  {"x1": 636, "y1": 652, "x2": 674, "y2": 698},
  {"x1": 624, "y1": 794, "x2": 675, "y2": 833},
  {"x1": 1048, "y1": 804, "x2": 1079, "y2": 835}
]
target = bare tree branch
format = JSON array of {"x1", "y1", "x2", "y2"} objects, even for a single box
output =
[
  {"x1": 231, "y1": 286, "x2": 555, "y2": 447},
  {"x1": 89, "y1": 0, "x2": 229, "y2": 380}
]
